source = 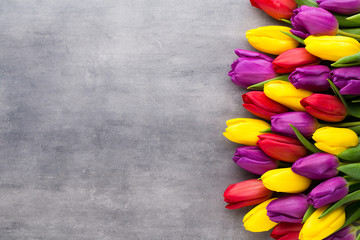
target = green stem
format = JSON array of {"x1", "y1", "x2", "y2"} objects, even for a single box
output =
[
  {"x1": 338, "y1": 29, "x2": 360, "y2": 39},
  {"x1": 280, "y1": 31, "x2": 305, "y2": 45},
  {"x1": 280, "y1": 19, "x2": 291, "y2": 25}
]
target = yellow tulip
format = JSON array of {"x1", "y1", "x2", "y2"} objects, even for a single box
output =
[
  {"x1": 223, "y1": 118, "x2": 270, "y2": 146},
  {"x1": 243, "y1": 198, "x2": 278, "y2": 232},
  {"x1": 246, "y1": 26, "x2": 299, "y2": 55},
  {"x1": 264, "y1": 80, "x2": 312, "y2": 111},
  {"x1": 313, "y1": 127, "x2": 359, "y2": 155},
  {"x1": 304, "y1": 35, "x2": 360, "y2": 61},
  {"x1": 299, "y1": 206, "x2": 345, "y2": 240},
  {"x1": 261, "y1": 168, "x2": 311, "y2": 193}
]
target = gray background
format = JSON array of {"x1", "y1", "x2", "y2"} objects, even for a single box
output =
[{"x1": 0, "y1": 0, "x2": 277, "y2": 239}]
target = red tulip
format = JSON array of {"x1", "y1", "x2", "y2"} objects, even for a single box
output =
[
  {"x1": 223, "y1": 179, "x2": 272, "y2": 209},
  {"x1": 257, "y1": 133, "x2": 308, "y2": 163},
  {"x1": 242, "y1": 91, "x2": 289, "y2": 120},
  {"x1": 250, "y1": 0, "x2": 297, "y2": 20},
  {"x1": 271, "y1": 222, "x2": 303, "y2": 240},
  {"x1": 301, "y1": 94, "x2": 347, "y2": 122},
  {"x1": 273, "y1": 48, "x2": 321, "y2": 74}
]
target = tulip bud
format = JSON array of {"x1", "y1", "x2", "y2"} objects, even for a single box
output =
[
  {"x1": 271, "y1": 222, "x2": 303, "y2": 240},
  {"x1": 242, "y1": 91, "x2": 289, "y2": 120},
  {"x1": 272, "y1": 48, "x2": 320, "y2": 74},
  {"x1": 250, "y1": 0, "x2": 297, "y2": 20},
  {"x1": 312, "y1": 127, "x2": 359, "y2": 155},
  {"x1": 317, "y1": 0, "x2": 360, "y2": 15},
  {"x1": 267, "y1": 194, "x2": 309, "y2": 223},
  {"x1": 305, "y1": 35, "x2": 360, "y2": 61},
  {"x1": 307, "y1": 177, "x2": 348, "y2": 208},
  {"x1": 257, "y1": 133, "x2": 308, "y2": 163},
  {"x1": 290, "y1": 6, "x2": 338, "y2": 39},
  {"x1": 300, "y1": 205, "x2": 346, "y2": 240},
  {"x1": 292, "y1": 153, "x2": 339, "y2": 180},
  {"x1": 261, "y1": 168, "x2": 312, "y2": 193},
  {"x1": 289, "y1": 65, "x2": 330, "y2": 92},
  {"x1": 233, "y1": 146, "x2": 278, "y2": 175},
  {"x1": 246, "y1": 26, "x2": 299, "y2": 55},
  {"x1": 243, "y1": 198, "x2": 279, "y2": 232},
  {"x1": 223, "y1": 179, "x2": 272, "y2": 209},
  {"x1": 330, "y1": 66, "x2": 360, "y2": 95},
  {"x1": 264, "y1": 80, "x2": 312, "y2": 111},
  {"x1": 301, "y1": 94, "x2": 347, "y2": 122},
  {"x1": 223, "y1": 118, "x2": 270, "y2": 146},
  {"x1": 228, "y1": 49, "x2": 277, "y2": 88},
  {"x1": 271, "y1": 112, "x2": 319, "y2": 138},
  {"x1": 324, "y1": 226, "x2": 356, "y2": 240}
]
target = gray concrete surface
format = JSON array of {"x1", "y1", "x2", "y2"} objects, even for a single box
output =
[{"x1": 0, "y1": 1, "x2": 278, "y2": 239}]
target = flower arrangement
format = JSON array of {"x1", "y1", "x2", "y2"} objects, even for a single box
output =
[{"x1": 223, "y1": 0, "x2": 360, "y2": 239}]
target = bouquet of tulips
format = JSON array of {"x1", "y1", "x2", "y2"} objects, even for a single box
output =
[{"x1": 223, "y1": 0, "x2": 360, "y2": 239}]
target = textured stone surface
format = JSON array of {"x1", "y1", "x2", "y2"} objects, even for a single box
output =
[{"x1": 0, "y1": 0, "x2": 276, "y2": 239}]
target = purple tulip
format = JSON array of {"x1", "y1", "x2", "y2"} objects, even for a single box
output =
[
  {"x1": 290, "y1": 6, "x2": 338, "y2": 39},
  {"x1": 233, "y1": 146, "x2": 278, "y2": 175},
  {"x1": 267, "y1": 194, "x2": 309, "y2": 223},
  {"x1": 228, "y1": 49, "x2": 277, "y2": 88},
  {"x1": 292, "y1": 153, "x2": 339, "y2": 180},
  {"x1": 270, "y1": 112, "x2": 319, "y2": 138},
  {"x1": 317, "y1": 0, "x2": 360, "y2": 15},
  {"x1": 289, "y1": 65, "x2": 330, "y2": 92},
  {"x1": 324, "y1": 226, "x2": 356, "y2": 240},
  {"x1": 330, "y1": 66, "x2": 360, "y2": 95},
  {"x1": 307, "y1": 177, "x2": 348, "y2": 208}
]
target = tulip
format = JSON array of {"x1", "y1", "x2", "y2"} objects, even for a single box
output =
[
  {"x1": 301, "y1": 94, "x2": 347, "y2": 122},
  {"x1": 307, "y1": 177, "x2": 348, "y2": 208},
  {"x1": 257, "y1": 133, "x2": 308, "y2": 162},
  {"x1": 267, "y1": 194, "x2": 309, "y2": 223},
  {"x1": 233, "y1": 146, "x2": 278, "y2": 175},
  {"x1": 223, "y1": 179, "x2": 273, "y2": 209},
  {"x1": 292, "y1": 153, "x2": 339, "y2": 180},
  {"x1": 243, "y1": 198, "x2": 278, "y2": 232},
  {"x1": 312, "y1": 127, "x2": 359, "y2": 155},
  {"x1": 290, "y1": 6, "x2": 338, "y2": 39},
  {"x1": 305, "y1": 35, "x2": 360, "y2": 61},
  {"x1": 289, "y1": 65, "x2": 330, "y2": 92},
  {"x1": 264, "y1": 80, "x2": 312, "y2": 111},
  {"x1": 272, "y1": 48, "x2": 321, "y2": 74},
  {"x1": 223, "y1": 118, "x2": 270, "y2": 146},
  {"x1": 261, "y1": 168, "x2": 311, "y2": 193},
  {"x1": 299, "y1": 205, "x2": 346, "y2": 240},
  {"x1": 228, "y1": 49, "x2": 277, "y2": 88},
  {"x1": 317, "y1": 0, "x2": 360, "y2": 15},
  {"x1": 271, "y1": 223, "x2": 303, "y2": 240},
  {"x1": 242, "y1": 91, "x2": 289, "y2": 120},
  {"x1": 324, "y1": 226, "x2": 356, "y2": 240},
  {"x1": 250, "y1": 0, "x2": 297, "y2": 20},
  {"x1": 330, "y1": 66, "x2": 360, "y2": 95},
  {"x1": 246, "y1": 26, "x2": 299, "y2": 55},
  {"x1": 271, "y1": 112, "x2": 319, "y2": 138}
]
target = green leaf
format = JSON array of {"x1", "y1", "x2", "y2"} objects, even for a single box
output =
[
  {"x1": 247, "y1": 75, "x2": 289, "y2": 91},
  {"x1": 280, "y1": 31, "x2": 304, "y2": 45},
  {"x1": 289, "y1": 124, "x2": 322, "y2": 153},
  {"x1": 341, "y1": 201, "x2": 360, "y2": 229},
  {"x1": 338, "y1": 138, "x2": 360, "y2": 161},
  {"x1": 352, "y1": 99, "x2": 360, "y2": 103},
  {"x1": 279, "y1": 19, "x2": 291, "y2": 25},
  {"x1": 260, "y1": 128, "x2": 272, "y2": 133},
  {"x1": 334, "y1": 13, "x2": 360, "y2": 28},
  {"x1": 319, "y1": 190, "x2": 360, "y2": 218},
  {"x1": 295, "y1": 0, "x2": 318, "y2": 7},
  {"x1": 328, "y1": 79, "x2": 349, "y2": 109},
  {"x1": 347, "y1": 13, "x2": 360, "y2": 22},
  {"x1": 302, "y1": 205, "x2": 316, "y2": 223},
  {"x1": 338, "y1": 163, "x2": 360, "y2": 180},
  {"x1": 332, "y1": 52, "x2": 360, "y2": 68}
]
